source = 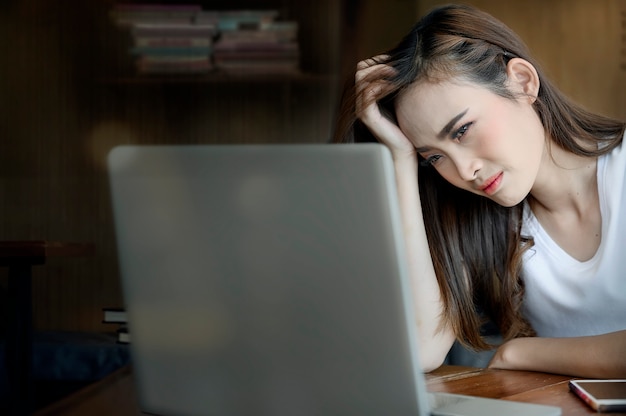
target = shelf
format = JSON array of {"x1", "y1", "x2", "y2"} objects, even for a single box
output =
[{"x1": 98, "y1": 71, "x2": 338, "y2": 85}]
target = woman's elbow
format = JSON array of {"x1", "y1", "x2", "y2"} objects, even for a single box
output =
[
  {"x1": 416, "y1": 331, "x2": 455, "y2": 373},
  {"x1": 419, "y1": 349, "x2": 448, "y2": 373}
]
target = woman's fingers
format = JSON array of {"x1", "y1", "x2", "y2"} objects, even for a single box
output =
[
  {"x1": 354, "y1": 56, "x2": 415, "y2": 155},
  {"x1": 356, "y1": 54, "x2": 390, "y2": 70},
  {"x1": 355, "y1": 75, "x2": 395, "y2": 124},
  {"x1": 355, "y1": 60, "x2": 395, "y2": 114}
]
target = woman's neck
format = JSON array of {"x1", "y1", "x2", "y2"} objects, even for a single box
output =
[
  {"x1": 528, "y1": 143, "x2": 601, "y2": 261},
  {"x1": 529, "y1": 143, "x2": 598, "y2": 217}
]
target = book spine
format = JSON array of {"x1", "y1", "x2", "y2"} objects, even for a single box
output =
[
  {"x1": 134, "y1": 37, "x2": 212, "y2": 48},
  {"x1": 102, "y1": 308, "x2": 127, "y2": 324},
  {"x1": 130, "y1": 46, "x2": 211, "y2": 57}
]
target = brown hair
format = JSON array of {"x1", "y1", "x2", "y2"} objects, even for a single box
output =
[{"x1": 334, "y1": 4, "x2": 625, "y2": 350}]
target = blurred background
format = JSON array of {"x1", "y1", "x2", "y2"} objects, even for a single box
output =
[{"x1": 0, "y1": 0, "x2": 624, "y2": 342}]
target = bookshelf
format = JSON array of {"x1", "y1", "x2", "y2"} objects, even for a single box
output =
[
  {"x1": 99, "y1": 71, "x2": 337, "y2": 85},
  {"x1": 97, "y1": 0, "x2": 343, "y2": 145},
  {"x1": 102, "y1": 1, "x2": 341, "y2": 81}
]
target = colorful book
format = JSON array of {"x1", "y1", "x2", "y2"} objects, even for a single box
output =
[
  {"x1": 102, "y1": 307, "x2": 127, "y2": 324},
  {"x1": 130, "y1": 46, "x2": 211, "y2": 57}
]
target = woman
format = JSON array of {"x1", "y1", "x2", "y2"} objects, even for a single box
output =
[{"x1": 334, "y1": 4, "x2": 626, "y2": 378}]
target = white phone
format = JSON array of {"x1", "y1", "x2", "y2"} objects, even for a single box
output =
[{"x1": 569, "y1": 379, "x2": 626, "y2": 412}]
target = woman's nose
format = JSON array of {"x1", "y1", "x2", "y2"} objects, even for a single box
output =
[{"x1": 452, "y1": 154, "x2": 481, "y2": 182}]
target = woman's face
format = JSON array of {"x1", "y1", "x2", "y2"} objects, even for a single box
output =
[{"x1": 395, "y1": 79, "x2": 546, "y2": 207}]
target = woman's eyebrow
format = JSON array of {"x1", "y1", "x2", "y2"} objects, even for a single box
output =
[{"x1": 437, "y1": 108, "x2": 468, "y2": 139}]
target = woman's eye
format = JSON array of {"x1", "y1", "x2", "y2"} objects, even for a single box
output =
[
  {"x1": 453, "y1": 122, "x2": 473, "y2": 141},
  {"x1": 420, "y1": 154, "x2": 443, "y2": 167}
]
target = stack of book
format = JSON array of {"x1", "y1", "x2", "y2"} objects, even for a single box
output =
[
  {"x1": 102, "y1": 307, "x2": 130, "y2": 344},
  {"x1": 130, "y1": 22, "x2": 217, "y2": 74},
  {"x1": 109, "y1": 5, "x2": 301, "y2": 76},
  {"x1": 110, "y1": 4, "x2": 217, "y2": 74},
  {"x1": 212, "y1": 10, "x2": 300, "y2": 74}
]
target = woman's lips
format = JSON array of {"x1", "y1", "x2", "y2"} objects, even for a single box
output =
[{"x1": 480, "y1": 172, "x2": 503, "y2": 195}]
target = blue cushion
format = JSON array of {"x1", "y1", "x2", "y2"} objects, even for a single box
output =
[{"x1": 0, "y1": 331, "x2": 131, "y2": 399}]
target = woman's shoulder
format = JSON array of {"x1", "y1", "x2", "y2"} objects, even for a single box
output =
[
  {"x1": 600, "y1": 129, "x2": 626, "y2": 178},
  {"x1": 597, "y1": 129, "x2": 626, "y2": 225}
]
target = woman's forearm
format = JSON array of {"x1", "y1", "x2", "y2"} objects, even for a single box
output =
[
  {"x1": 392, "y1": 153, "x2": 456, "y2": 372},
  {"x1": 353, "y1": 57, "x2": 455, "y2": 371},
  {"x1": 488, "y1": 330, "x2": 626, "y2": 378}
]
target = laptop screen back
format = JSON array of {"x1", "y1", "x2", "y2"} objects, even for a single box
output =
[{"x1": 108, "y1": 144, "x2": 429, "y2": 416}]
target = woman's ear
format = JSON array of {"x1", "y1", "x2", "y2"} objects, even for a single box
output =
[{"x1": 506, "y1": 58, "x2": 540, "y2": 103}]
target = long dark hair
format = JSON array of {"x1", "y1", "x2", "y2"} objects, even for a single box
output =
[{"x1": 334, "y1": 4, "x2": 625, "y2": 350}]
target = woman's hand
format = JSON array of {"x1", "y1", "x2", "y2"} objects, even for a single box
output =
[{"x1": 355, "y1": 56, "x2": 415, "y2": 160}]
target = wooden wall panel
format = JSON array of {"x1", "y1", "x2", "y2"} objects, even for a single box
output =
[
  {"x1": 417, "y1": 0, "x2": 625, "y2": 120},
  {"x1": 0, "y1": 1, "x2": 342, "y2": 333},
  {"x1": 338, "y1": 0, "x2": 417, "y2": 87},
  {"x1": 0, "y1": 2, "x2": 128, "y2": 332}
]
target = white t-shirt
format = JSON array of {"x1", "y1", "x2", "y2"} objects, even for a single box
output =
[{"x1": 521, "y1": 132, "x2": 626, "y2": 337}]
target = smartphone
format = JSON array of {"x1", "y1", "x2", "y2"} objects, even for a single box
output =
[{"x1": 569, "y1": 379, "x2": 626, "y2": 412}]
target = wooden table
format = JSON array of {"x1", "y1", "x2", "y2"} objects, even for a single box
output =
[
  {"x1": 35, "y1": 365, "x2": 622, "y2": 416},
  {"x1": 0, "y1": 241, "x2": 95, "y2": 416}
]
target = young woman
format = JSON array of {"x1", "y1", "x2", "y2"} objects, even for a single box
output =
[{"x1": 334, "y1": 4, "x2": 626, "y2": 378}]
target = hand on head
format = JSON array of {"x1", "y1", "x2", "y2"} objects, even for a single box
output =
[{"x1": 354, "y1": 55, "x2": 416, "y2": 159}]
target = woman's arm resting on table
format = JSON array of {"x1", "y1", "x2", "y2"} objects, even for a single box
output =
[{"x1": 488, "y1": 330, "x2": 626, "y2": 378}]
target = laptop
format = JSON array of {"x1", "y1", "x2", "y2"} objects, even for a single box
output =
[{"x1": 107, "y1": 143, "x2": 561, "y2": 416}]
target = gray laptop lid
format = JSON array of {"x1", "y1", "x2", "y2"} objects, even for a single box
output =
[{"x1": 108, "y1": 144, "x2": 429, "y2": 416}]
